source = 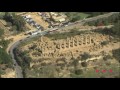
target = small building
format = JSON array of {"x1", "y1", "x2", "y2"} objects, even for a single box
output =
[
  {"x1": 50, "y1": 12, "x2": 58, "y2": 16},
  {"x1": 50, "y1": 12, "x2": 67, "y2": 22}
]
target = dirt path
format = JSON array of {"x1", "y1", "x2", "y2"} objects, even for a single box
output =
[{"x1": 90, "y1": 42, "x2": 120, "y2": 55}]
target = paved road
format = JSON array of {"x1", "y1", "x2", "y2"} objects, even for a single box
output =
[
  {"x1": 8, "y1": 12, "x2": 119, "y2": 78},
  {"x1": 58, "y1": 12, "x2": 119, "y2": 30},
  {"x1": 9, "y1": 40, "x2": 23, "y2": 78}
]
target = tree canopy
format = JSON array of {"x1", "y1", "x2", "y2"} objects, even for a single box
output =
[
  {"x1": 112, "y1": 48, "x2": 120, "y2": 63},
  {"x1": 0, "y1": 48, "x2": 12, "y2": 65},
  {"x1": 81, "y1": 52, "x2": 91, "y2": 60},
  {"x1": 3, "y1": 12, "x2": 26, "y2": 32},
  {"x1": 0, "y1": 39, "x2": 10, "y2": 49},
  {"x1": 0, "y1": 28, "x2": 4, "y2": 37},
  {"x1": 111, "y1": 20, "x2": 120, "y2": 36}
]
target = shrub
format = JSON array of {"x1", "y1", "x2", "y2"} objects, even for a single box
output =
[
  {"x1": 0, "y1": 28, "x2": 4, "y2": 37},
  {"x1": 81, "y1": 62, "x2": 88, "y2": 67},
  {"x1": 101, "y1": 41, "x2": 109, "y2": 46},
  {"x1": 75, "y1": 69, "x2": 83, "y2": 75},
  {"x1": 103, "y1": 55, "x2": 112, "y2": 61},
  {"x1": 105, "y1": 62, "x2": 111, "y2": 66},
  {"x1": 112, "y1": 48, "x2": 120, "y2": 63},
  {"x1": 81, "y1": 52, "x2": 91, "y2": 61},
  {"x1": 0, "y1": 48, "x2": 12, "y2": 65}
]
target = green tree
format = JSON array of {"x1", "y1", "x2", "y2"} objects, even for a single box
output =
[
  {"x1": 112, "y1": 48, "x2": 120, "y2": 63},
  {"x1": 11, "y1": 25, "x2": 17, "y2": 31},
  {"x1": 71, "y1": 15, "x2": 81, "y2": 22},
  {"x1": 75, "y1": 69, "x2": 83, "y2": 75},
  {"x1": 71, "y1": 58, "x2": 79, "y2": 69},
  {"x1": 81, "y1": 52, "x2": 91, "y2": 61},
  {"x1": 111, "y1": 20, "x2": 120, "y2": 36},
  {"x1": 0, "y1": 48, "x2": 12, "y2": 65},
  {"x1": 101, "y1": 41, "x2": 109, "y2": 46},
  {"x1": 3, "y1": 12, "x2": 26, "y2": 32},
  {"x1": 12, "y1": 15, "x2": 26, "y2": 31},
  {"x1": 0, "y1": 28, "x2": 4, "y2": 37},
  {"x1": 81, "y1": 62, "x2": 88, "y2": 67},
  {"x1": 4, "y1": 12, "x2": 12, "y2": 22},
  {"x1": 0, "y1": 39, "x2": 10, "y2": 49}
]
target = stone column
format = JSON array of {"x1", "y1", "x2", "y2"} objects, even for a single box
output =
[
  {"x1": 85, "y1": 36, "x2": 87, "y2": 45},
  {"x1": 81, "y1": 36, "x2": 83, "y2": 46},
  {"x1": 82, "y1": 35, "x2": 85, "y2": 45},
  {"x1": 63, "y1": 41, "x2": 65, "y2": 49},
  {"x1": 72, "y1": 39, "x2": 74, "y2": 47},
  {"x1": 61, "y1": 42, "x2": 63, "y2": 49},
  {"x1": 57, "y1": 44, "x2": 60, "y2": 49},
  {"x1": 59, "y1": 43, "x2": 61, "y2": 49},
  {"x1": 40, "y1": 36, "x2": 43, "y2": 42},
  {"x1": 76, "y1": 38, "x2": 78, "y2": 46},
  {"x1": 86, "y1": 36, "x2": 89, "y2": 44},
  {"x1": 68, "y1": 40, "x2": 70, "y2": 48},
  {"x1": 89, "y1": 36, "x2": 91, "y2": 44}
]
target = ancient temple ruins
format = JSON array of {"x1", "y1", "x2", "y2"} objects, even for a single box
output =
[{"x1": 30, "y1": 33, "x2": 110, "y2": 59}]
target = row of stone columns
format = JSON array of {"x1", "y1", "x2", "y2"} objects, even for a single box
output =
[
  {"x1": 39, "y1": 35, "x2": 92, "y2": 58},
  {"x1": 57, "y1": 35, "x2": 92, "y2": 49}
]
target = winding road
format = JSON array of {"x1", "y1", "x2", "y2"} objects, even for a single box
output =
[
  {"x1": 8, "y1": 32, "x2": 47, "y2": 78},
  {"x1": 7, "y1": 12, "x2": 119, "y2": 78},
  {"x1": 9, "y1": 41, "x2": 23, "y2": 78}
]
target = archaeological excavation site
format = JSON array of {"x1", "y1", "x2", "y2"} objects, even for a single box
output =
[{"x1": 15, "y1": 26, "x2": 120, "y2": 78}]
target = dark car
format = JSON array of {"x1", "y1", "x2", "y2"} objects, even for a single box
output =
[{"x1": 14, "y1": 63, "x2": 16, "y2": 66}]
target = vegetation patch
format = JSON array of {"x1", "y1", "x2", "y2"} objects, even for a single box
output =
[
  {"x1": 13, "y1": 48, "x2": 32, "y2": 77},
  {"x1": 112, "y1": 48, "x2": 120, "y2": 63},
  {"x1": 64, "y1": 12, "x2": 90, "y2": 22},
  {"x1": 45, "y1": 28, "x2": 88, "y2": 40}
]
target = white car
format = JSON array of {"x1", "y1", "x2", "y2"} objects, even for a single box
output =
[{"x1": 65, "y1": 25, "x2": 68, "y2": 27}]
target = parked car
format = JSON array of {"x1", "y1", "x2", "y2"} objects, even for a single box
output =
[{"x1": 14, "y1": 64, "x2": 16, "y2": 66}]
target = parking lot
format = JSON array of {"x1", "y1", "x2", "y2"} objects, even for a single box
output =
[
  {"x1": 21, "y1": 12, "x2": 49, "y2": 31},
  {"x1": 19, "y1": 12, "x2": 70, "y2": 35}
]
